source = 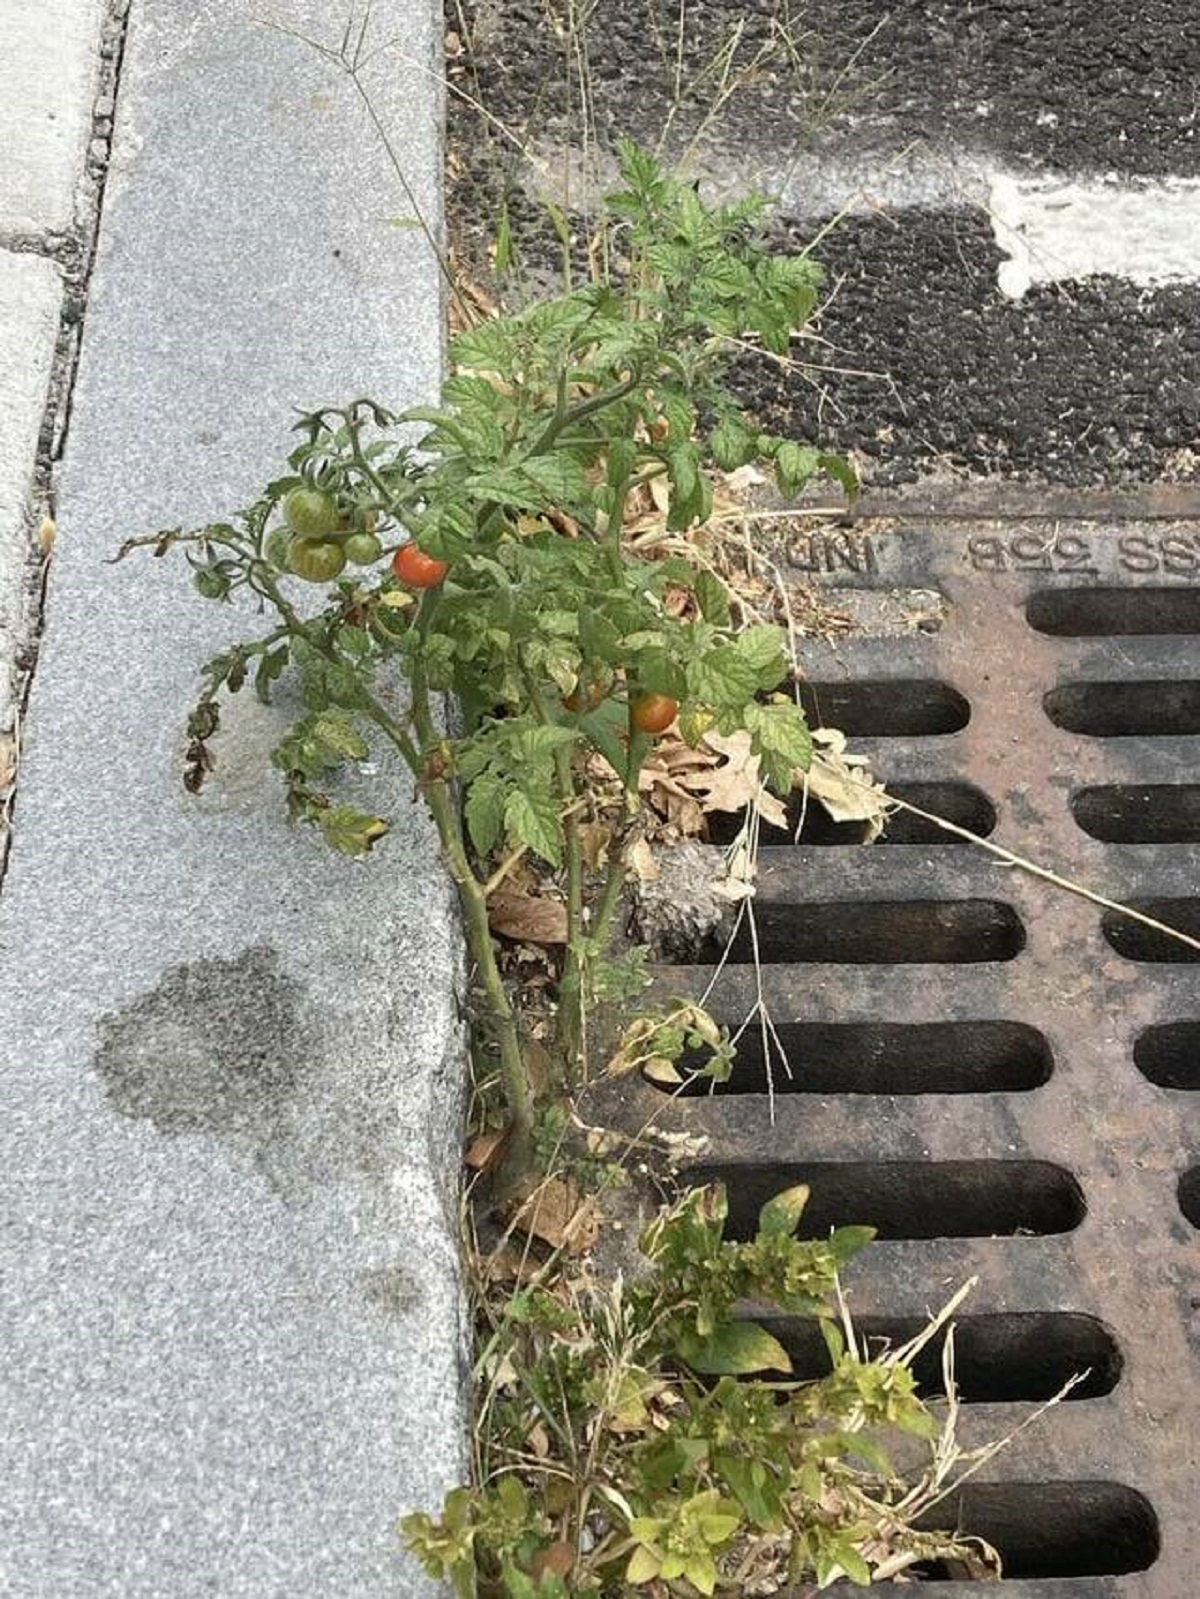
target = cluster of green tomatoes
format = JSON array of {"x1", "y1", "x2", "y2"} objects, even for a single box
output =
[{"x1": 268, "y1": 486, "x2": 449, "y2": 590}]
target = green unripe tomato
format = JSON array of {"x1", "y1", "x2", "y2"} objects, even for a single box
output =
[
  {"x1": 193, "y1": 567, "x2": 228, "y2": 601},
  {"x1": 283, "y1": 486, "x2": 340, "y2": 540},
  {"x1": 265, "y1": 527, "x2": 292, "y2": 568},
  {"x1": 287, "y1": 537, "x2": 346, "y2": 583},
  {"x1": 344, "y1": 532, "x2": 383, "y2": 565}
]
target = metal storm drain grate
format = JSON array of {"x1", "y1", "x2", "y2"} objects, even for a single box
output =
[{"x1": 594, "y1": 519, "x2": 1200, "y2": 1592}]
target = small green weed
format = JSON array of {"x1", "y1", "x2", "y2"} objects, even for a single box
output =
[{"x1": 405, "y1": 1184, "x2": 997, "y2": 1593}]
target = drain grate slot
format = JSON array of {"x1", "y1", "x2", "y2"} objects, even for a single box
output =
[
  {"x1": 685, "y1": 1161, "x2": 1085, "y2": 1240},
  {"x1": 1178, "y1": 1169, "x2": 1200, "y2": 1228},
  {"x1": 705, "y1": 781, "x2": 996, "y2": 847},
  {"x1": 1045, "y1": 680, "x2": 1200, "y2": 737},
  {"x1": 1134, "y1": 1023, "x2": 1200, "y2": 1089},
  {"x1": 1028, "y1": 586, "x2": 1200, "y2": 636},
  {"x1": 1072, "y1": 784, "x2": 1200, "y2": 842},
  {"x1": 918, "y1": 1481, "x2": 1159, "y2": 1579},
  {"x1": 768, "y1": 1312, "x2": 1121, "y2": 1402},
  {"x1": 696, "y1": 900, "x2": 1025, "y2": 965},
  {"x1": 664, "y1": 1020, "x2": 1051, "y2": 1096},
  {"x1": 1101, "y1": 900, "x2": 1200, "y2": 963},
  {"x1": 796, "y1": 678, "x2": 969, "y2": 736}
]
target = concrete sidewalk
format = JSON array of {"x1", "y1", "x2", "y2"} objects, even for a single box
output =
[
  {"x1": 0, "y1": 3, "x2": 465, "y2": 1593},
  {"x1": 0, "y1": 0, "x2": 112, "y2": 819}
]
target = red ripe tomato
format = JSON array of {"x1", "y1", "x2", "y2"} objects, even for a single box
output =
[
  {"x1": 629, "y1": 691, "x2": 678, "y2": 735},
  {"x1": 391, "y1": 543, "x2": 450, "y2": 589}
]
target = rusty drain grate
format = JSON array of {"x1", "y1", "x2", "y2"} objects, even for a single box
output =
[{"x1": 593, "y1": 519, "x2": 1200, "y2": 1593}]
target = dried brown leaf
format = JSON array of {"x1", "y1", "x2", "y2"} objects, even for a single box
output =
[
  {"x1": 474, "y1": 1246, "x2": 540, "y2": 1286},
  {"x1": 806, "y1": 728, "x2": 891, "y2": 838},
  {"x1": 464, "y1": 1128, "x2": 509, "y2": 1172},
  {"x1": 532, "y1": 1542, "x2": 575, "y2": 1581},
  {"x1": 680, "y1": 729, "x2": 788, "y2": 828},
  {"x1": 627, "y1": 836, "x2": 660, "y2": 883},
  {"x1": 506, "y1": 1175, "x2": 601, "y2": 1255},
  {"x1": 578, "y1": 820, "x2": 612, "y2": 872},
  {"x1": 488, "y1": 887, "x2": 569, "y2": 945}
]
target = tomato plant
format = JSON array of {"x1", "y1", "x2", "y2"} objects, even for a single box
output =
[
  {"x1": 114, "y1": 127, "x2": 1025, "y2": 1599},
  {"x1": 128, "y1": 140, "x2": 853, "y2": 1181}
]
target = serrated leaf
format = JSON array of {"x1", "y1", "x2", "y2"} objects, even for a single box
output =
[
  {"x1": 464, "y1": 773, "x2": 506, "y2": 857},
  {"x1": 504, "y1": 787, "x2": 563, "y2": 868},
  {"x1": 775, "y1": 440, "x2": 820, "y2": 498},
  {"x1": 687, "y1": 646, "x2": 760, "y2": 710},
  {"x1": 735, "y1": 623, "x2": 787, "y2": 686},
  {"x1": 693, "y1": 570, "x2": 732, "y2": 626},
  {"x1": 450, "y1": 319, "x2": 516, "y2": 369},
  {"x1": 521, "y1": 451, "x2": 590, "y2": 504},
  {"x1": 317, "y1": 806, "x2": 390, "y2": 857},
  {"x1": 666, "y1": 443, "x2": 699, "y2": 504},
  {"x1": 744, "y1": 700, "x2": 813, "y2": 782},
  {"x1": 254, "y1": 645, "x2": 288, "y2": 705},
  {"x1": 819, "y1": 449, "x2": 859, "y2": 500},
  {"x1": 463, "y1": 467, "x2": 538, "y2": 507},
  {"x1": 708, "y1": 413, "x2": 755, "y2": 471},
  {"x1": 606, "y1": 436, "x2": 638, "y2": 486},
  {"x1": 311, "y1": 712, "x2": 368, "y2": 761}
]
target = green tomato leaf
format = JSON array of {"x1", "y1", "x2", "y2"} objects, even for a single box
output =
[
  {"x1": 311, "y1": 711, "x2": 368, "y2": 762},
  {"x1": 464, "y1": 772, "x2": 506, "y2": 858},
  {"x1": 316, "y1": 806, "x2": 390, "y2": 857},
  {"x1": 521, "y1": 451, "x2": 591, "y2": 505},
  {"x1": 666, "y1": 443, "x2": 699, "y2": 504},
  {"x1": 687, "y1": 645, "x2": 760, "y2": 710},
  {"x1": 775, "y1": 440, "x2": 820, "y2": 498},
  {"x1": 819, "y1": 449, "x2": 859, "y2": 500},
  {"x1": 734, "y1": 623, "x2": 787, "y2": 687},
  {"x1": 744, "y1": 699, "x2": 813, "y2": 785},
  {"x1": 504, "y1": 787, "x2": 563, "y2": 868},
  {"x1": 708, "y1": 413, "x2": 755, "y2": 471},
  {"x1": 693, "y1": 569, "x2": 732, "y2": 626}
]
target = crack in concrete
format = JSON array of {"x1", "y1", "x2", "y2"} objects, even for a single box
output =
[{"x1": 0, "y1": 0, "x2": 131, "y2": 884}]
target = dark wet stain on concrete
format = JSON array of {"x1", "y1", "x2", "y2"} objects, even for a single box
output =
[
  {"x1": 93, "y1": 948, "x2": 404, "y2": 1198},
  {"x1": 93, "y1": 948, "x2": 322, "y2": 1193},
  {"x1": 359, "y1": 1265, "x2": 422, "y2": 1319},
  {"x1": 94, "y1": 948, "x2": 309, "y2": 1137}
]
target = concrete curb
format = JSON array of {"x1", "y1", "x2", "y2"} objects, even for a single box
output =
[{"x1": 0, "y1": 3, "x2": 466, "y2": 1592}]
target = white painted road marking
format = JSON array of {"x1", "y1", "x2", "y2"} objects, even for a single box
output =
[{"x1": 990, "y1": 174, "x2": 1200, "y2": 298}]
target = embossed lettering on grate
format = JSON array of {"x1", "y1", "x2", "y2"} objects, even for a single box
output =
[{"x1": 592, "y1": 521, "x2": 1200, "y2": 1593}]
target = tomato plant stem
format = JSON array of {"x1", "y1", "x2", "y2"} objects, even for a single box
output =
[
  {"x1": 411, "y1": 605, "x2": 534, "y2": 1174},
  {"x1": 589, "y1": 729, "x2": 652, "y2": 960}
]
